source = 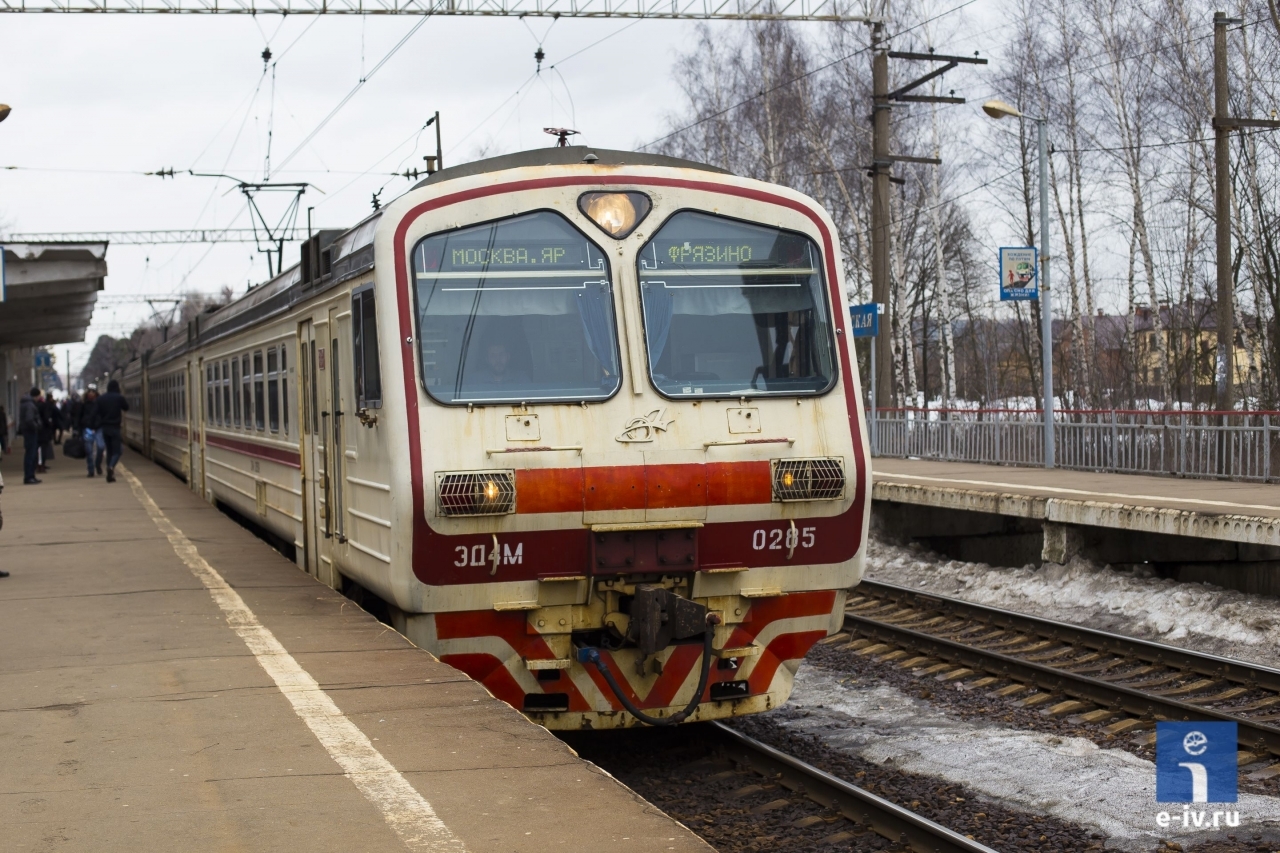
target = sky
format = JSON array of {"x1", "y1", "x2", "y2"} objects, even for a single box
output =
[{"x1": 0, "y1": 5, "x2": 996, "y2": 380}]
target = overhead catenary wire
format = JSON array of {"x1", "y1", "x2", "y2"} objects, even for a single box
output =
[{"x1": 272, "y1": 6, "x2": 443, "y2": 174}]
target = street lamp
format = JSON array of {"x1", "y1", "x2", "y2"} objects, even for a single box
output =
[{"x1": 983, "y1": 99, "x2": 1055, "y2": 469}]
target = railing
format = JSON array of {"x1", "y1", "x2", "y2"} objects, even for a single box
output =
[{"x1": 870, "y1": 408, "x2": 1280, "y2": 483}]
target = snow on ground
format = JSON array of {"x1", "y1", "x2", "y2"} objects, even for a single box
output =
[
  {"x1": 864, "y1": 537, "x2": 1280, "y2": 667},
  {"x1": 778, "y1": 664, "x2": 1280, "y2": 850}
]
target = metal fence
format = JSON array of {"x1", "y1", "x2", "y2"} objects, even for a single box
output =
[{"x1": 870, "y1": 408, "x2": 1280, "y2": 483}]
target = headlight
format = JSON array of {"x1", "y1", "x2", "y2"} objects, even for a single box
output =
[
  {"x1": 436, "y1": 470, "x2": 516, "y2": 516},
  {"x1": 771, "y1": 458, "x2": 845, "y2": 502},
  {"x1": 578, "y1": 191, "x2": 651, "y2": 239}
]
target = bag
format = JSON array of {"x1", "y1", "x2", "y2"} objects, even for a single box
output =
[{"x1": 64, "y1": 434, "x2": 86, "y2": 459}]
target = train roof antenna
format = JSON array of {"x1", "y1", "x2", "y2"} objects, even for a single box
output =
[{"x1": 543, "y1": 127, "x2": 578, "y2": 147}]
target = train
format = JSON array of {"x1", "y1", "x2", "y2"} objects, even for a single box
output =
[{"x1": 122, "y1": 146, "x2": 871, "y2": 729}]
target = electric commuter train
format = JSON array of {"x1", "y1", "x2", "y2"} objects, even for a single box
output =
[{"x1": 123, "y1": 147, "x2": 871, "y2": 729}]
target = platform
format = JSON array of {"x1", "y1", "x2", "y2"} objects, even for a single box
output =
[
  {"x1": 871, "y1": 458, "x2": 1280, "y2": 595},
  {"x1": 0, "y1": 449, "x2": 710, "y2": 853}
]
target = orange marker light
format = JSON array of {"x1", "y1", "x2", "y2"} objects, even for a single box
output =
[{"x1": 484, "y1": 480, "x2": 500, "y2": 502}]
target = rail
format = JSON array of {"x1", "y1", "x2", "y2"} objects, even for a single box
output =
[
  {"x1": 711, "y1": 723, "x2": 1001, "y2": 853},
  {"x1": 843, "y1": 580, "x2": 1280, "y2": 760},
  {"x1": 870, "y1": 407, "x2": 1280, "y2": 483}
]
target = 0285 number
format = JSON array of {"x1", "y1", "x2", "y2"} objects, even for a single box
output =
[{"x1": 751, "y1": 526, "x2": 816, "y2": 551}]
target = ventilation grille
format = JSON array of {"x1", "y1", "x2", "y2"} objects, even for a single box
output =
[
  {"x1": 436, "y1": 470, "x2": 516, "y2": 517},
  {"x1": 771, "y1": 458, "x2": 845, "y2": 502}
]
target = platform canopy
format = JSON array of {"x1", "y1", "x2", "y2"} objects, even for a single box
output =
[{"x1": 0, "y1": 242, "x2": 107, "y2": 348}]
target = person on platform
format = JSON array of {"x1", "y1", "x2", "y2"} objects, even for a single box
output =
[
  {"x1": 77, "y1": 386, "x2": 102, "y2": 478},
  {"x1": 18, "y1": 388, "x2": 42, "y2": 485},
  {"x1": 37, "y1": 391, "x2": 57, "y2": 473},
  {"x1": 95, "y1": 380, "x2": 129, "y2": 483},
  {"x1": 0, "y1": 402, "x2": 8, "y2": 455}
]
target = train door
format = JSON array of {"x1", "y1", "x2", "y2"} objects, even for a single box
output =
[
  {"x1": 191, "y1": 358, "x2": 205, "y2": 497},
  {"x1": 327, "y1": 305, "x2": 348, "y2": 547},
  {"x1": 299, "y1": 319, "x2": 326, "y2": 582}
]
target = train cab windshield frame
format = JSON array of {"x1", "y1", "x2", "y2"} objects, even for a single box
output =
[
  {"x1": 411, "y1": 210, "x2": 624, "y2": 405},
  {"x1": 636, "y1": 210, "x2": 838, "y2": 400}
]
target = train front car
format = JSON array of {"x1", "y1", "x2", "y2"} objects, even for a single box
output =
[{"x1": 377, "y1": 148, "x2": 870, "y2": 729}]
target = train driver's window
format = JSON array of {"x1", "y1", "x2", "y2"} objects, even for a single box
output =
[
  {"x1": 267, "y1": 347, "x2": 280, "y2": 433},
  {"x1": 351, "y1": 286, "x2": 383, "y2": 409},
  {"x1": 207, "y1": 366, "x2": 216, "y2": 425},
  {"x1": 412, "y1": 211, "x2": 622, "y2": 404},
  {"x1": 636, "y1": 211, "x2": 836, "y2": 399}
]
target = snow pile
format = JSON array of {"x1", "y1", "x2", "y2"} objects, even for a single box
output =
[
  {"x1": 778, "y1": 665, "x2": 1280, "y2": 850},
  {"x1": 864, "y1": 538, "x2": 1280, "y2": 666}
]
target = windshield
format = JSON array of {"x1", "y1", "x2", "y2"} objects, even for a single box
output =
[
  {"x1": 413, "y1": 211, "x2": 622, "y2": 404},
  {"x1": 637, "y1": 211, "x2": 836, "y2": 398}
]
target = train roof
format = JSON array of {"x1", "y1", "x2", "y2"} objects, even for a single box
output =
[{"x1": 411, "y1": 146, "x2": 730, "y2": 191}]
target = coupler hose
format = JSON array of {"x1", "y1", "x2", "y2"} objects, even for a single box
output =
[{"x1": 577, "y1": 613, "x2": 722, "y2": 727}]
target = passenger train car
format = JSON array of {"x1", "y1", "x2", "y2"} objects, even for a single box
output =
[{"x1": 123, "y1": 147, "x2": 871, "y2": 729}]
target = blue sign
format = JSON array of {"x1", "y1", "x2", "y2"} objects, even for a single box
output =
[
  {"x1": 850, "y1": 303, "x2": 880, "y2": 338},
  {"x1": 999, "y1": 246, "x2": 1039, "y2": 301},
  {"x1": 1156, "y1": 722, "x2": 1237, "y2": 803}
]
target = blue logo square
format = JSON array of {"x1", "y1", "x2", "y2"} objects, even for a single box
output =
[{"x1": 1156, "y1": 722, "x2": 1237, "y2": 803}]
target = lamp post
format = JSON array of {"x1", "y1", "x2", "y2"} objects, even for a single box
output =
[{"x1": 984, "y1": 99, "x2": 1055, "y2": 468}]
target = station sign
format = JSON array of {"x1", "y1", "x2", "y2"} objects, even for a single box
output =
[
  {"x1": 849, "y1": 302, "x2": 881, "y2": 338},
  {"x1": 999, "y1": 246, "x2": 1039, "y2": 301}
]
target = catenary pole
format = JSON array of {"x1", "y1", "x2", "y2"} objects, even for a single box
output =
[
  {"x1": 871, "y1": 22, "x2": 893, "y2": 409},
  {"x1": 1038, "y1": 117, "x2": 1055, "y2": 468},
  {"x1": 1213, "y1": 10, "x2": 1234, "y2": 412}
]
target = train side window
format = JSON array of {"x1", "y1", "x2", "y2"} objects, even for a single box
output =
[
  {"x1": 232, "y1": 358, "x2": 241, "y2": 427},
  {"x1": 280, "y1": 346, "x2": 289, "y2": 436},
  {"x1": 309, "y1": 340, "x2": 319, "y2": 434},
  {"x1": 207, "y1": 366, "x2": 215, "y2": 425},
  {"x1": 267, "y1": 347, "x2": 280, "y2": 433},
  {"x1": 253, "y1": 350, "x2": 265, "y2": 431},
  {"x1": 242, "y1": 354, "x2": 252, "y2": 430},
  {"x1": 351, "y1": 286, "x2": 383, "y2": 409},
  {"x1": 222, "y1": 360, "x2": 231, "y2": 426}
]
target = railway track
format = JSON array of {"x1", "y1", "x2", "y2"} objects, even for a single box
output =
[
  {"x1": 708, "y1": 722, "x2": 1000, "y2": 853},
  {"x1": 839, "y1": 580, "x2": 1280, "y2": 769}
]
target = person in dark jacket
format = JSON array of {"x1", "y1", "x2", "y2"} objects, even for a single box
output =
[
  {"x1": 0, "y1": 403, "x2": 8, "y2": 454},
  {"x1": 77, "y1": 387, "x2": 102, "y2": 477},
  {"x1": 96, "y1": 379, "x2": 130, "y2": 483},
  {"x1": 18, "y1": 388, "x2": 42, "y2": 484},
  {"x1": 37, "y1": 391, "x2": 58, "y2": 472}
]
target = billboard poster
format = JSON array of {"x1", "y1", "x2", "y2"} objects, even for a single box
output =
[{"x1": 999, "y1": 246, "x2": 1039, "y2": 301}]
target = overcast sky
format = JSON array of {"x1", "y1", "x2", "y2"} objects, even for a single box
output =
[{"x1": 0, "y1": 7, "x2": 995, "y2": 379}]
